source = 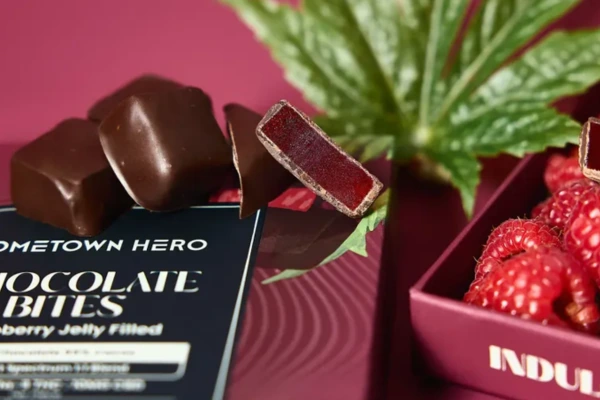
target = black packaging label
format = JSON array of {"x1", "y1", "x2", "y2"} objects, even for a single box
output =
[{"x1": 0, "y1": 205, "x2": 265, "y2": 400}]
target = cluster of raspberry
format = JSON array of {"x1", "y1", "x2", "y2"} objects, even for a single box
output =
[{"x1": 464, "y1": 118, "x2": 600, "y2": 335}]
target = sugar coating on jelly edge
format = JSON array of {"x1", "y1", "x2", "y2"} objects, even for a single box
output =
[{"x1": 260, "y1": 104, "x2": 374, "y2": 211}]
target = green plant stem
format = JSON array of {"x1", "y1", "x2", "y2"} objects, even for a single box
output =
[{"x1": 413, "y1": 153, "x2": 453, "y2": 185}]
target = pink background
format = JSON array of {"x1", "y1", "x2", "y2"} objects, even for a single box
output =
[
  {"x1": 1, "y1": 1, "x2": 600, "y2": 400},
  {"x1": 0, "y1": 0, "x2": 313, "y2": 142}
]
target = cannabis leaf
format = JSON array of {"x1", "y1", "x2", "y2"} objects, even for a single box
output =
[{"x1": 223, "y1": 0, "x2": 600, "y2": 280}]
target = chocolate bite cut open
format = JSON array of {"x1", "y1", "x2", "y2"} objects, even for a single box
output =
[
  {"x1": 11, "y1": 118, "x2": 134, "y2": 236},
  {"x1": 225, "y1": 103, "x2": 295, "y2": 218},
  {"x1": 99, "y1": 87, "x2": 232, "y2": 211},
  {"x1": 580, "y1": 117, "x2": 600, "y2": 182},
  {"x1": 256, "y1": 100, "x2": 383, "y2": 218},
  {"x1": 88, "y1": 74, "x2": 183, "y2": 122}
]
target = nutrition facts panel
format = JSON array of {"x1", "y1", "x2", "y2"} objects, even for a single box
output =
[{"x1": 0, "y1": 342, "x2": 189, "y2": 397}]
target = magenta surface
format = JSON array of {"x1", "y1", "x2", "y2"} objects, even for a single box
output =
[
  {"x1": 0, "y1": 1, "x2": 314, "y2": 142},
  {"x1": 262, "y1": 104, "x2": 374, "y2": 211}
]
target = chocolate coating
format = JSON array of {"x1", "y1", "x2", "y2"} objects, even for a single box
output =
[
  {"x1": 11, "y1": 119, "x2": 134, "y2": 236},
  {"x1": 88, "y1": 74, "x2": 183, "y2": 122},
  {"x1": 257, "y1": 207, "x2": 357, "y2": 270},
  {"x1": 225, "y1": 103, "x2": 295, "y2": 218},
  {"x1": 99, "y1": 87, "x2": 232, "y2": 211},
  {"x1": 257, "y1": 100, "x2": 383, "y2": 218},
  {"x1": 580, "y1": 117, "x2": 600, "y2": 182}
]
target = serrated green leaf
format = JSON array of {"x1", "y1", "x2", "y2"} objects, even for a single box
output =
[
  {"x1": 436, "y1": 0, "x2": 579, "y2": 122},
  {"x1": 262, "y1": 189, "x2": 390, "y2": 284},
  {"x1": 394, "y1": 0, "x2": 431, "y2": 111},
  {"x1": 221, "y1": 0, "x2": 430, "y2": 163},
  {"x1": 219, "y1": 0, "x2": 373, "y2": 118},
  {"x1": 359, "y1": 137, "x2": 395, "y2": 163},
  {"x1": 262, "y1": 269, "x2": 307, "y2": 284},
  {"x1": 441, "y1": 103, "x2": 580, "y2": 157},
  {"x1": 311, "y1": 101, "x2": 399, "y2": 161},
  {"x1": 431, "y1": 104, "x2": 579, "y2": 210},
  {"x1": 425, "y1": 151, "x2": 480, "y2": 218},
  {"x1": 452, "y1": 30, "x2": 600, "y2": 125},
  {"x1": 221, "y1": 0, "x2": 411, "y2": 126},
  {"x1": 319, "y1": 193, "x2": 389, "y2": 263},
  {"x1": 418, "y1": 0, "x2": 469, "y2": 126},
  {"x1": 328, "y1": 133, "x2": 394, "y2": 162},
  {"x1": 314, "y1": 112, "x2": 394, "y2": 137},
  {"x1": 333, "y1": 135, "x2": 373, "y2": 155}
]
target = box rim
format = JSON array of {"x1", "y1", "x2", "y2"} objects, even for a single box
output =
[
  {"x1": 411, "y1": 154, "x2": 537, "y2": 292},
  {"x1": 409, "y1": 288, "x2": 600, "y2": 348}
]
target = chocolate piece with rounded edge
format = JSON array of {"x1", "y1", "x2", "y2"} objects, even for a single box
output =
[
  {"x1": 256, "y1": 100, "x2": 383, "y2": 218},
  {"x1": 11, "y1": 118, "x2": 134, "y2": 236},
  {"x1": 88, "y1": 74, "x2": 183, "y2": 122},
  {"x1": 580, "y1": 117, "x2": 600, "y2": 182},
  {"x1": 225, "y1": 103, "x2": 295, "y2": 218},
  {"x1": 257, "y1": 206, "x2": 358, "y2": 270},
  {"x1": 99, "y1": 86, "x2": 232, "y2": 211}
]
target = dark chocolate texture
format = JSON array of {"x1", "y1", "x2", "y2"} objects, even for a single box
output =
[
  {"x1": 257, "y1": 100, "x2": 383, "y2": 218},
  {"x1": 11, "y1": 118, "x2": 134, "y2": 236},
  {"x1": 225, "y1": 103, "x2": 295, "y2": 218},
  {"x1": 88, "y1": 74, "x2": 183, "y2": 122},
  {"x1": 257, "y1": 207, "x2": 358, "y2": 270},
  {"x1": 99, "y1": 87, "x2": 232, "y2": 211}
]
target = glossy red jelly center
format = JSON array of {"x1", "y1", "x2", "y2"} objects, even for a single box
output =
[
  {"x1": 261, "y1": 105, "x2": 374, "y2": 211},
  {"x1": 587, "y1": 120, "x2": 600, "y2": 171}
]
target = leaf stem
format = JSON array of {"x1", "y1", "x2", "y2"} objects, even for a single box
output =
[
  {"x1": 434, "y1": 5, "x2": 526, "y2": 123},
  {"x1": 337, "y1": 0, "x2": 407, "y2": 128},
  {"x1": 391, "y1": 132, "x2": 417, "y2": 163},
  {"x1": 419, "y1": 0, "x2": 445, "y2": 127},
  {"x1": 414, "y1": 153, "x2": 453, "y2": 185}
]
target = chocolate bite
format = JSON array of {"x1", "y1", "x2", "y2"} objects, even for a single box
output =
[
  {"x1": 11, "y1": 119, "x2": 134, "y2": 236},
  {"x1": 99, "y1": 87, "x2": 232, "y2": 211},
  {"x1": 88, "y1": 74, "x2": 182, "y2": 122},
  {"x1": 257, "y1": 207, "x2": 357, "y2": 270},
  {"x1": 580, "y1": 117, "x2": 600, "y2": 182},
  {"x1": 257, "y1": 100, "x2": 383, "y2": 218},
  {"x1": 225, "y1": 103, "x2": 295, "y2": 218}
]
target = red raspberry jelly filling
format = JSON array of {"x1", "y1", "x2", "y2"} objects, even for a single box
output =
[{"x1": 258, "y1": 102, "x2": 381, "y2": 216}]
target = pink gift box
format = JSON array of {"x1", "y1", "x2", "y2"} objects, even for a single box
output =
[{"x1": 409, "y1": 152, "x2": 600, "y2": 400}]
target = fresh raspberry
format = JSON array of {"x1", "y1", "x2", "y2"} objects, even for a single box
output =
[
  {"x1": 532, "y1": 179, "x2": 598, "y2": 230},
  {"x1": 564, "y1": 187, "x2": 600, "y2": 286},
  {"x1": 474, "y1": 219, "x2": 560, "y2": 280},
  {"x1": 465, "y1": 247, "x2": 599, "y2": 332},
  {"x1": 464, "y1": 263, "x2": 499, "y2": 304},
  {"x1": 544, "y1": 154, "x2": 584, "y2": 193},
  {"x1": 531, "y1": 197, "x2": 551, "y2": 220}
]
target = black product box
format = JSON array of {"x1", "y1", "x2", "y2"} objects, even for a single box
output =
[{"x1": 0, "y1": 204, "x2": 264, "y2": 400}]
